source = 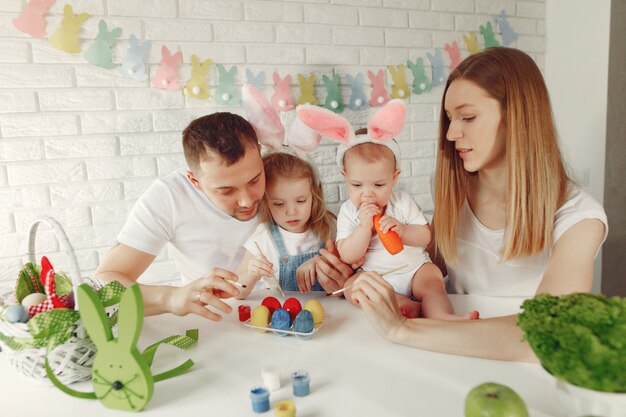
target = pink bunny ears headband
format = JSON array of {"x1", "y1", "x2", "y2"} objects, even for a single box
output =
[{"x1": 241, "y1": 84, "x2": 407, "y2": 170}]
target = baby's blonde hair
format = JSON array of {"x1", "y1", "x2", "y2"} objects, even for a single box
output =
[{"x1": 259, "y1": 152, "x2": 335, "y2": 242}]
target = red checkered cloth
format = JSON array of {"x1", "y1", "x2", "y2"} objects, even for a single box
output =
[{"x1": 27, "y1": 256, "x2": 71, "y2": 319}]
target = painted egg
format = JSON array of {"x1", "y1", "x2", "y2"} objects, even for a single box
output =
[
  {"x1": 282, "y1": 298, "x2": 302, "y2": 322},
  {"x1": 293, "y1": 310, "x2": 314, "y2": 334},
  {"x1": 3, "y1": 304, "x2": 29, "y2": 323},
  {"x1": 303, "y1": 299, "x2": 325, "y2": 325},
  {"x1": 21, "y1": 292, "x2": 47, "y2": 308},
  {"x1": 261, "y1": 296, "x2": 281, "y2": 315},
  {"x1": 250, "y1": 305, "x2": 270, "y2": 332},
  {"x1": 65, "y1": 291, "x2": 76, "y2": 309},
  {"x1": 271, "y1": 308, "x2": 291, "y2": 335}
]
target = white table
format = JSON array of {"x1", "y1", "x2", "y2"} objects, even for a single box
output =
[{"x1": 1, "y1": 293, "x2": 564, "y2": 417}]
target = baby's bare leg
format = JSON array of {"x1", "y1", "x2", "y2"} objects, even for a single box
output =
[{"x1": 412, "y1": 263, "x2": 478, "y2": 320}]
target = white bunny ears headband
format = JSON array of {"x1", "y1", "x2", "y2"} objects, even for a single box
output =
[{"x1": 240, "y1": 84, "x2": 407, "y2": 170}]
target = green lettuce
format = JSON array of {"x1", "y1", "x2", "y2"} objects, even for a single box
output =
[{"x1": 517, "y1": 292, "x2": 626, "y2": 392}]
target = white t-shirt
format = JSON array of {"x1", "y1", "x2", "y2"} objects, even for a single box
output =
[
  {"x1": 243, "y1": 223, "x2": 321, "y2": 272},
  {"x1": 336, "y1": 191, "x2": 431, "y2": 277},
  {"x1": 447, "y1": 184, "x2": 608, "y2": 297},
  {"x1": 116, "y1": 168, "x2": 259, "y2": 284}
]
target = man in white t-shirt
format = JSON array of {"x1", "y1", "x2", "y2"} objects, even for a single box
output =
[{"x1": 94, "y1": 113, "x2": 353, "y2": 321}]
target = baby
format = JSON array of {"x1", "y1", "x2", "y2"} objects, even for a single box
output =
[{"x1": 336, "y1": 129, "x2": 477, "y2": 320}]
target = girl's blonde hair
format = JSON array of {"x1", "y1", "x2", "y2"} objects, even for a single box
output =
[
  {"x1": 433, "y1": 47, "x2": 568, "y2": 264},
  {"x1": 259, "y1": 152, "x2": 335, "y2": 242}
]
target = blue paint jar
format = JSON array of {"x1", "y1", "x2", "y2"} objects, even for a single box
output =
[
  {"x1": 291, "y1": 371, "x2": 310, "y2": 397},
  {"x1": 250, "y1": 386, "x2": 270, "y2": 413}
]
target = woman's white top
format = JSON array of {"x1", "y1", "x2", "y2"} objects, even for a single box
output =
[{"x1": 446, "y1": 184, "x2": 608, "y2": 297}]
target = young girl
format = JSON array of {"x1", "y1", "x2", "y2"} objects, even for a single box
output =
[{"x1": 235, "y1": 152, "x2": 336, "y2": 298}]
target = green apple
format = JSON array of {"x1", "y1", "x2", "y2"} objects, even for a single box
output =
[{"x1": 465, "y1": 382, "x2": 529, "y2": 417}]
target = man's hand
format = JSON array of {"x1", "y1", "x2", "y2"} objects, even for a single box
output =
[{"x1": 314, "y1": 240, "x2": 362, "y2": 293}]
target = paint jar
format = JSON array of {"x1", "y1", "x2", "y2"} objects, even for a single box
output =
[
  {"x1": 274, "y1": 399, "x2": 296, "y2": 417},
  {"x1": 250, "y1": 386, "x2": 270, "y2": 413},
  {"x1": 291, "y1": 370, "x2": 310, "y2": 397},
  {"x1": 238, "y1": 304, "x2": 251, "y2": 322},
  {"x1": 261, "y1": 366, "x2": 281, "y2": 391}
]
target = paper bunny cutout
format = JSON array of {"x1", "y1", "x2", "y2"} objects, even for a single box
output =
[
  {"x1": 322, "y1": 73, "x2": 344, "y2": 113},
  {"x1": 12, "y1": 0, "x2": 55, "y2": 38},
  {"x1": 496, "y1": 10, "x2": 518, "y2": 45},
  {"x1": 480, "y1": 21, "x2": 500, "y2": 48},
  {"x1": 463, "y1": 32, "x2": 480, "y2": 55},
  {"x1": 444, "y1": 40, "x2": 463, "y2": 71},
  {"x1": 368, "y1": 69, "x2": 390, "y2": 107},
  {"x1": 427, "y1": 49, "x2": 449, "y2": 87},
  {"x1": 387, "y1": 64, "x2": 410, "y2": 100},
  {"x1": 120, "y1": 34, "x2": 151, "y2": 81},
  {"x1": 151, "y1": 46, "x2": 182, "y2": 91},
  {"x1": 184, "y1": 55, "x2": 212, "y2": 100},
  {"x1": 407, "y1": 58, "x2": 432, "y2": 95},
  {"x1": 345, "y1": 73, "x2": 368, "y2": 111},
  {"x1": 241, "y1": 83, "x2": 319, "y2": 153},
  {"x1": 296, "y1": 99, "x2": 407, "y2": 168},
  {"x1": 214, "y1": 64, "x2": 239, "y2": 105},
  {"x1": 245, "y1": 69, "x2": 265, "y2": 91},
  {"x1": 271, "y1": 72, "x2": 294, "y2": 112},
  {"x1": 84, "y1": 20, "x2": 122, "y2": 69},
  {"x1": 297, "y1": 74, "x2": 317, "y2": 106},
  {"x1": 49, "y1": 4, "x2": 89, "y2": 54}
]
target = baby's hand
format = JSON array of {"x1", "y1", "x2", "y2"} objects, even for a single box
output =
[
  {"x1": 358, "y1": 203, "x2": 381, "y2": 230},
  {"x1": 248, "y1": 254, "x2": 273, "y2": 281},
  {"x1": 377, "y1": 215, "x2": 405, "y2": 239}
]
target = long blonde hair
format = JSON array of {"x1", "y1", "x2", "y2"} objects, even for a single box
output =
[
  {"x1": 259, "y1": 152, "x2": 335, "y2": 242},
  {"x1": 433, "y1": 47, "x2": 568, "y2": 264}
]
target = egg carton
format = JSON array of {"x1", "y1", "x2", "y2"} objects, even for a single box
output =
[{"x1": 242, "y1": 319, "x2": 323, "y2": 340}]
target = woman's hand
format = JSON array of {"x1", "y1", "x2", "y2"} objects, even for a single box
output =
[
  {"x1": 350, "y1": 272, "x2": 407, "y2": 340},
  {"x1": 296, "y1": 258, "x2": 317, "y2": 293},
  {"x1": 166, "y1": 268, "x2": 240, "y2": 321}
]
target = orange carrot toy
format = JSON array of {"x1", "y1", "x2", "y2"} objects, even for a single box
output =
[{"x1": 373, "y1": 213, "x2": 404, "y2": 255}]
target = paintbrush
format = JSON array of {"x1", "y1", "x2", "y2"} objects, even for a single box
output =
[
  {"x1": 326, "y1": 264, "x2": 409, "y2": 296},
  {"x1": 254, "y1": 241, "x2": 286, "y2": 300},
  {"x1": 225, "y1": 278, "x2": 247, "y2": 288}
]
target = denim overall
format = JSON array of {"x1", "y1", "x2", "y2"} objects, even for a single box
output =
[{"x1": 269, "y1": 222, "x2": 325, "y2": 292}]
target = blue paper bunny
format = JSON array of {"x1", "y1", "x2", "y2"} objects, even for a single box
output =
[
  {"x1": 496, "y1": 10, "x2": 518, "y2": 45},
  {"x1": 426, "y1": 49, "x2": 449, "y2": 87},
  {"x1": 120, "y1": 34, "x2": 151, "y2": 81},
  {"x1": 345, "y1": 73, "x2": 368, "y2": 111}
]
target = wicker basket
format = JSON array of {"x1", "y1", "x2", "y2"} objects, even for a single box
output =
[{"x1": 0, "y1": 216, "x2": 100, "y2": 385}]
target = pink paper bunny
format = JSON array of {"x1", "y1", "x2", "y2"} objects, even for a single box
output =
[
  {"x1": 368, "y1": 69, "x2": 390, "y2": 107},
  {"x1": 271, "y1": 72, "x2": 294, "y2": 113},
  {"x1": 151, "y1": 46, "x2": 183, "y2": 91},
  {"x1": 444, "y1": 40, "x2": 463, "y2": 71},
  {"x1": 13, "y1": 0, "x2": 55, "y2": 38}
]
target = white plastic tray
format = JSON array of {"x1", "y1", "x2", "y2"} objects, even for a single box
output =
[{"x1": 242, "y1": 319, "x2": 323, "y2": 339}]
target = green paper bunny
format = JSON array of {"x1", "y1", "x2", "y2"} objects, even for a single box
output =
[
  {"x1": 84, "y1": 20, "x2": 122, "y2": 69},
  {"x1": 45, "y1": 284, "x2": 197, "y2": 412},
  {"x1": 322, "y1": 73, "x2": 344, "y2": 113},
  {"x1": 407, "y1": 58, "x2": 432, "y2": 95},
  {"x1": 480, "y1": 21, "x2": 500, "y2": 48}
]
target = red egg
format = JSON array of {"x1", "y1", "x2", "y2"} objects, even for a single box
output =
[
  {"x1": 282, "y1": 297, "x2": 302, "y2": 321},
  {"x1": 261, "y1": 296, "x2": 282, "y2": 315}
]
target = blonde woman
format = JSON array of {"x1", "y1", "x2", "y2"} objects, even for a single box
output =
[{"x1": 350, "y1": 47, "x2": 608, "y2": 361}]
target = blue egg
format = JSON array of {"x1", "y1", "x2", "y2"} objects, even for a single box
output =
[
  {"x1": 3, "y1": 304, "x2": 29, "y2": 323},
  {"x1": 293, "y1": 310, "x2": 314, "y2": 334},
  {"x1": 271, "y1": 308, "x2": 291, "y2": 335}
]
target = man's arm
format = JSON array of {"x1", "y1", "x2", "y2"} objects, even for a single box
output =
[{"x1": 95, "y1": 244, "x2": 239, "y2": 319}]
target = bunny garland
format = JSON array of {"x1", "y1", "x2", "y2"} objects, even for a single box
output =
[{"x1": 12, "y1": 4, "x2": 518, "y2": 112}]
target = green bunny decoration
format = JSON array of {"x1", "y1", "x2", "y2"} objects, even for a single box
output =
[{"x1": 45, "y1": 284, "x2": 198, "y2": 412}]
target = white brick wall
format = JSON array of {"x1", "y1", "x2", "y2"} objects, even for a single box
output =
[{"x1": 0, "y1": 0, "x2": 546, "y2": 287}]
